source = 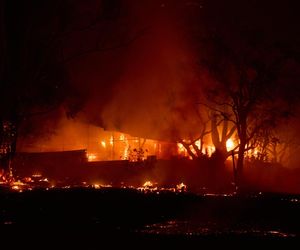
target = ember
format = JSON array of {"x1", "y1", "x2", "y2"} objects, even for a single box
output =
[
  {"x1": 176, "y1": 182, "x2": 187, "y2": 192},
  {"x1": 87, "y1": 153, "x2": 97, "y2": 162},
  {"x1": 143, "y1": 181, "x2": 154, "y2": 188}
]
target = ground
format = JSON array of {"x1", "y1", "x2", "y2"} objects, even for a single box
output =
[{"x1": 1, "y1": 187, "x2": 300, "y2": 249}]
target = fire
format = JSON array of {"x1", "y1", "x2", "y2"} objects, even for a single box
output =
[
  {"x1": 11, "y1": 185, "x2": 20, "y2": 191},
  {"x1": 10, "y1": 180, "x2": 27, "y2": 192},
  {"x1": 226, "y1": 139, "x2": 235, "y2": 151},
  {"x1": 101, "y1": 141, "x2": 106, "y2": 148},
  {"x1": 120, "y1": 134, "x2": 125, "y2": 141},
  {"x1": 87, "y1": 153, "x2": 97, "y2": 161},
  {"x1": 93, "y1": 183, "x2": 112, "y2": 189},
  {"x1": 177, "y1": 140, "x2": 218, "y2": 158},
  {"x1": 32, "y1": 173, "x2": 42, "y2": 178},
  {"x1": 176, "y1": 182, "x2": 187, "y2": 192},
  {"x1": 137, "y1": 181, "x2": 159, "y2": 193},
  {"x1": 136, "y1": 181, "x2": 187, "y2": 193},
  {"x1": 109, "y1": 136, "x2": 113, "y2": 146},
  {"x1": 177, "y1": 143, "x2": 188, "y2": 157},
  {"x1": 177, "y1": 143, "x2": 185, "y2": 153},
  {"x1": 205, "y1": 145, "x2": 215, "y2": 157},
  {"x1": 143, "y1": 181, "x2": 154, "y2": 187},
  {"x1": 119, "y1": 134, "x2": 129, "y2": 160},
  {"x1": 40, "y1": 178, "x2": 49, "y2": 182}
]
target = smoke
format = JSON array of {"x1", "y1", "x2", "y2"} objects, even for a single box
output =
[
  {"x1": 18, "y1": 0, "x2": 204, "y2": 153},
  {"x1": 69, "y1": 0, "x2": 204, "y2": 140},
  {"x1": 19, "y1": 0, "x2": 300, "y2": 171}
]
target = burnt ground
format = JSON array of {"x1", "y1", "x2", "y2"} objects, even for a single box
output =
[{"x1": 1, "y1": 188, "x2": 300, "y2": 249}]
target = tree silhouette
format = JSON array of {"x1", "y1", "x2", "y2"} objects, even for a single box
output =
[{"x1": 197, "y1": 31, "x2": 300, "y2": 188}]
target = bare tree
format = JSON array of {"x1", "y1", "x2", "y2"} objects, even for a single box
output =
[{"x1": 199, "y1": 33, "x2": 299, "y2": 187}]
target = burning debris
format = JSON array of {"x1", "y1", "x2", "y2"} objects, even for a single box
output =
[
  {"x1": 1, "y1": 172, "x2": 189, "y2": 195},
  {"x1": 135, "y1": 180, "x2": 188, "y2": 194},
  {"x1": 92, "y1": 183, "x2": 112, "y2": 189},
  {"x1": 0, "y1": 173, "x2": 54, "y2": 192},
  {"x1": 176, "y1": 182, "x2": 187, "y2": 192},
  {"x1": 143, "y1": 181, "x2": 155, "y2": 188}
]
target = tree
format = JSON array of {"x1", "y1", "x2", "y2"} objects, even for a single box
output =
[
  {"x1": 255, "y1": 123, "x2": 300, "y2": 165},
  {"x1": 176, "y1": 107, "x2": 237, "y2": 162},
  {"x1": 184, "y1": 0, "x2": 300, "y2": 188}
]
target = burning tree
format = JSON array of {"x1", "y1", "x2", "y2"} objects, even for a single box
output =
[
  {"x1": 176, "y1": 107, "x2": 237, "y2": 162},
  {"x1": 182, "y1": 0, "x2": 300, "y2": 188},
  {"x1": 197, "y1": 41, "x2": 299, "y2": 188},
  {"x1": 254, "y1": 123, "x2": 300, "y2": 165}
]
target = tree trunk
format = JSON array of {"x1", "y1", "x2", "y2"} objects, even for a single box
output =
[
  {"x1": 182, "y1": 142, "x2": 197, "y2": 160},
  {"x1": 236, "y1": 120, "x2": 247, "y2": 189},
  {"x1": 236, "y1": 140, "x2": 246, "y2": 188}
]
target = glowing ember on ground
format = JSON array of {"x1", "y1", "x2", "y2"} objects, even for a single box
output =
[
  {"x1": 143, "y1": 181, "x2": 154, "y2": 188},
  {"x1": 40, "y1": 178, "x2": 49, "y2": 182},
  {"x1": 32, "y1": 173, "x2": 42, "y2": 178},
  {"x1": 92, "y1": 183, "x2": 112, "y2": 189},
  {"x1": 10, "y1": 180, "x2": 27, "y2": 192},
  {"x1": 176, "y1": 182, "x2": 187, "y2": 192},
  {"x1": 11, "y1": 185, "x2": 20, "y2": 191}
]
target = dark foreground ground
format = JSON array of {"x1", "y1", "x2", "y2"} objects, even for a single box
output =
[{"x1": 1, "y1": 187, "x2": 300, "y2": 249}]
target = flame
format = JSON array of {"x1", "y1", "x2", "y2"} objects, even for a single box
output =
[
  {"x1": 176, "y1": 182, "x2": 187, "y2": 191},
  {"x1": 101, "y1": 141, "x2": 106, "y2": 148},
  {"x1": 10, "y1": 180, "x2": 26, "y2": 192},
  {"x1": 87, "y1": 153, "x2": 97, "y2": 161},
  {"x1": 143, "y1": 181, "x2": 153, "y2": 187},
  {"x1": 93, "y1": 183, "x2": 112, "y2": 189},
  {"x1": 32, "y1": 173, "x2": 42, "y2": 178},
  {"x1": 109, "y1": 136, "x2": 113, "y2": 146},
  {"x1": 123, "y1": 147, "x2": 129, "y2": 160},
  {"x1": 226, "y1": 139, "x2": 235, "y2": 151},
  {"x1": 204, "y1": 145, "x2": 215, "y2": 157},
  {"x1": 177, "y1": 143, "x2": 187, "y2": 156},
  {"x1": 11, "y1": 185, "x2": 20, "y2": 190},
  {"x1": 39, "y1": 178, "x2": 49, "y2": 182},
  {"x1": 120, "y1": 134, "x2": 129, "y2": 160}
]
